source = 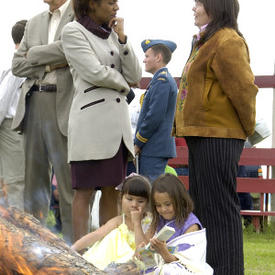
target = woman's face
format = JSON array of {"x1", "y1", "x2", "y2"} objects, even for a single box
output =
[
  {"x1": 154, "y1": 192, "x2": 175, "y2": 221},
  {"x1": 89, "y1": 0, "x2": 119, "y2": 25},
  {"x1": 192, "y1": 1, "x2": 211, "y2": 28}
]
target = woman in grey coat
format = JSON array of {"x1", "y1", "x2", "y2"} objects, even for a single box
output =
[{"x1": 62, "y1": 0, "x2": 141, "y2": 242}]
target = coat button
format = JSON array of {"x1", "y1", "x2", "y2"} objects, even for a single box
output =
[
  {"x1": 110, "y1": 51, "x2": 114, "y2": 56},
  {"x1": 111, "y1": 64, "x2": 115, "y2": 68},
  {"x1": 116, "y1": 98, "x2": 121, "y2": 103},
  {"x1": 123, "y1": 50, "x2": 129, "y2": 55}
]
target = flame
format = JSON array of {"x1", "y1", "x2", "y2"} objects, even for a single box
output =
[{"x1": 0, "y1": 205, "x2": 108, "y2": 274}]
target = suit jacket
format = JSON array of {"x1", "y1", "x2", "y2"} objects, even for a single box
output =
[
  {"x1": 134, "y1": 67, "x2": 177, "y2": 158},
  {"x1": 11, "y1": 1, "x2": 74, "y2": 136},
  {"x1": 61, "y1": 21, "x2": 142, "y2": 161}
]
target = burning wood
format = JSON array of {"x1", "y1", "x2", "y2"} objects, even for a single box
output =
[{"x1": 0, "y1": 205, "x2": 139, "y2": 274}]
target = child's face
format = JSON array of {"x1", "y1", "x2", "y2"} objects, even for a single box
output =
[
  {"x1": 121, "y1": 193, "x2": 148, "y2": 216},
  {"x1": 154, "y1": 191, "x2": 175, "y2": 220}
]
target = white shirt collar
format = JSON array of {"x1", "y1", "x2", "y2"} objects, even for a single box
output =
[{"x1": 49, "y1": 0, "x2": 70, "y2": 17}]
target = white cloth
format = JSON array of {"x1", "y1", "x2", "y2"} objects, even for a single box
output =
[
  {"x1": 0, "y1": 69, "x2": 25, "y2": 124},
  {"x1": 146, "y1": 229, "x2": 213, "y2": 275}
]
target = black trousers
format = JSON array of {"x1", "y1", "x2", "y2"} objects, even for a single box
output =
[{"x1": 186, "y1": 137, "x2": 244, "y2": 275}]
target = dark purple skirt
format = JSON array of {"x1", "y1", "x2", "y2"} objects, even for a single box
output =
[{"x1": 71, "y1": 141, "x2": 128, "y2": 190}]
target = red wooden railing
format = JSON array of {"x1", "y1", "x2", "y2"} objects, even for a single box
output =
[{"x1": 139, "y1": 75, "x2": 275, "y2": 90}]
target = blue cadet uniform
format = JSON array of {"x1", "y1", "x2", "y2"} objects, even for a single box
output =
[{"x1": 134, "y1": 39, "x2": 178, "y2": 182}]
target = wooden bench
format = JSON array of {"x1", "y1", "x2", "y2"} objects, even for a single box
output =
[{"x1": 168, "y1": 145, "x2": 275, "y2": 231}]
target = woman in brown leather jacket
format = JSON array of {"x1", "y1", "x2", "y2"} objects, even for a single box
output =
[{"x1": 174, "y1": 1, "x2": 258, "y2": 274}]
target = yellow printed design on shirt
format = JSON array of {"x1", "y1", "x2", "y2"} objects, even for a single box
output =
[{"x1": 136, "y1": 132, "x2": 148, "y2": 143}]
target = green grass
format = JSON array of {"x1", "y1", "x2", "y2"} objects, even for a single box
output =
[{"x1": 243, "y1": 222, "x2": 275, "y2": 275}]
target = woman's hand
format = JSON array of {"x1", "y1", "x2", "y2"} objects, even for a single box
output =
[{"x1": 109, "y1": 17, "x2": 126, "y2": 43}]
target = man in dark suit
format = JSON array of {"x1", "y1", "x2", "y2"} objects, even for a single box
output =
[
  {"x1": 11, "y1": 0, "x2": 74, "y2": 243},
  {"x1": 134, "y1": 39, "x2": 178, "y2": 182}
]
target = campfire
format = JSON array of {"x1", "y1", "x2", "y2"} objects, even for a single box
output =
[{"x1": 0, "y1": 205, "x2": 139, "y2": 274}]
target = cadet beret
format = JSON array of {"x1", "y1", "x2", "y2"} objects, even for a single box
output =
[{"x1": 141, "y1": 39, "x2": 177, "y2": 53}]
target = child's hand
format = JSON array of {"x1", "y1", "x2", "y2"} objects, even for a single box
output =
[
  {"x1": 130, "y1": 206, "x2": 143, "y2": 225},
  {"x1": 150, "y1": 238, "x2": 178, "y2": 263},
  {"x1": 149, "y1": 238, "x2": 168, "y2": 255},
  {"x1": 134, "y1": 242, "x2": 146, "y2": 259}
]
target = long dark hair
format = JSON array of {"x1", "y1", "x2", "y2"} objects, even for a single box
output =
[
  {"x1": 197, "y1": 0, "x2": 243, "y2": 45},
  {"x1": 151, "y1": 174, "x2": 194, "y2": 229},
  {"x1": 73, "y1": 0, "x2": 101, "y2": 19}
]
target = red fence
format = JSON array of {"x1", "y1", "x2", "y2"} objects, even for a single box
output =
[{"x1": 139, "y1": 75, "x2": 275, "y2": 89}]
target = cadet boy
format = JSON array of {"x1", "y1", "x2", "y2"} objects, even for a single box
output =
[{"x1": 134, "y1": 39, "x2": 178, "y2": 182}]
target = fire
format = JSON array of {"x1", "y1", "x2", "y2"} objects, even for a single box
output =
[
  {"x1": 0, "y1": 205, "x2": 137, "y2": 274},
  {"x1": 0, "y1": 205, "x2": 106, "y2": 274}
]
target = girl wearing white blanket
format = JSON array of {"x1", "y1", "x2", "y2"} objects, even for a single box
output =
[{"x1": 134, "y1": 173, "x2": 213, "y2": 274}]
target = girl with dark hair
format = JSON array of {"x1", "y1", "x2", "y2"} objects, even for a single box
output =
[
  {"x1": 71, "y1": 174, "x2": 151, "y2": 270},
  {"x1": 61, "y1": 0, "x2": 141, "y2": 242},
  {"x1": 135, "y1": 173, "x2": 213, "y2": 274},
  {"x1": 174, "y1": 0, "x2": 258, "y2": 274}
]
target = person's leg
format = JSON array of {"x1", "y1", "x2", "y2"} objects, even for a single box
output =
[
  {"x1": 139, "y1": 155, "x2": 168, "y2": 182},
  {"x1": 72, "y1": 188, "x2": 94, "y2": 242},
  {"x1": 42, "y1": 93, "x2": 74, "y2": 244},
  {"x1": 186, "y1": 137, "x2": 244, "y2": 275},
  {"x1": 126, "y1": 160, "x2": 136, "y2": 176},
  {"x1": 238, "y1": 192, "x2": 253, "y2": 227},
  {"x1": 0, "y1": 119, "x2": 25, "y2": 209},
  {"x1": 99, "y1": 186, "x2": 119, "y2": 226},
  {"x1": 24, "y1": 94, "x2": 52, "y2": 224}
]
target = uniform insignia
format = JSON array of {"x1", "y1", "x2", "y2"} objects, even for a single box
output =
[
  {"x1": 139, "y1": 92, "x2": 146, "y2": 108},
  {"x1": 136, "y1": 132, "x2": 148, "y2": 143},
  {"x1": 160, "y1": 71, "x2": 167, "y2": 75},
  {"x1": 158, "y1": 77, "x2": 166, "y2": 81}
]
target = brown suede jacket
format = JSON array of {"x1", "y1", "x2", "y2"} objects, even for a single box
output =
[{"x1": 174, "y1": 28, "x2": 258, "y2": 140}]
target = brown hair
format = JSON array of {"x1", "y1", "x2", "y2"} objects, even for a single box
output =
[
  {"x1": 151, "y1": 173, "x2": 194, "y2": 229},
  {"x1": 150, "y1": 44, "x2": 172, "y2": 65},
  {"x1": 196, "y1": 0, "x2": 243, "y2": 46},
  {"x1": 73, "y1": 0, "x2": 101, "y2": 19},
  {"x1": 11, "y1": 20, "x2": 27, "y2": 44}
]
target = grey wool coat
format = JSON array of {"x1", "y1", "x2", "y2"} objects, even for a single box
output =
[{"x1": 61, "y1": 21, "x2": 142, "y2": 161}]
